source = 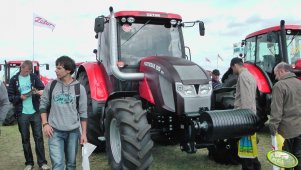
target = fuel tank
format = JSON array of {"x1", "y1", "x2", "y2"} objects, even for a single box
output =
[{"x1": 140, "y1": 56, "x2": 212, "y2": 114}]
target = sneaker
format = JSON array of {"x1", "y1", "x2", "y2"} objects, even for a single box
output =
[
  {"x1": 40, "y1": 164, "x2": 50, "y2": 170},
  {"x1": 24, "y1": 165, "x2": 33, "y2": 170}
]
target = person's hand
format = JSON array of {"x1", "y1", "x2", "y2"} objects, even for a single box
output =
[
  {"x1": 20, "y1": 94, "x2": 27, "y2": 100},
  {"x1": 32, "y1": 88, "x2": 43, "y2": 96},
  {"x1": 80, "y1": 133, "x2": 87, "y2": 144},
  {"x1": 36, "y1": 90, "x2": 43, "y2": 96},
  {"x1": 43, "y1": 124, "x2": 54, "y2": 138}
]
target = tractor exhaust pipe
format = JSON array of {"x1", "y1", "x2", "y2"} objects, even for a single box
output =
[
  {"x1": 109, "y1": 7, "x2": 144, "y2": 81},
  {"x1": 280, "y1": 20, "x2": 288, "y2": 63}
]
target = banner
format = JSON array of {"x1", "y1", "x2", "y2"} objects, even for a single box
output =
[{"x1": 33, "y1": 14, "x2": 55, "y2": 31}]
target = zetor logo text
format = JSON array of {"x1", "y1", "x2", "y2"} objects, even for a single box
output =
[
  {"x1": 34, "y1": 17, "x2": 55, "y2": 27},
  {"x1": 146, "y1": 13, "x2": 161, "y2": 17}
]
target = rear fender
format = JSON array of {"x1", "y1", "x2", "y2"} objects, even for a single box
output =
[
  {"x1": 244, "y1": 63, "x2": 272, "y2": 93},
  {"x1": 77, "y1": 62, "x2": 109, "y2": 101}
]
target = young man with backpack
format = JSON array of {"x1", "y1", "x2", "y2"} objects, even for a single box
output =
[{"x1": 39, "y1": 56, "x2": 87, "y2": 169}]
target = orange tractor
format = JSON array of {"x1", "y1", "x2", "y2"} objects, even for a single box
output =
[{"x1": 76, "y1": 7, "x2": 260, "y2": 169}]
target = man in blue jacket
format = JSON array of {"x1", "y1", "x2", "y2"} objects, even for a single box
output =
[{"x1": 8, "y1": 60, "x2": 50, "y2": 170}]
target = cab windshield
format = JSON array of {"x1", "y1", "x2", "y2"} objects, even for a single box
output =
[
  {"x1": 287, "y1": 33, "x2": 301, "y2": 64},
  {"x1": 119, "y1": 21, "x2": 183, "y2": 66},
  {"x1": 8, "y1": 66, "x2": 20, "y2": 79}
]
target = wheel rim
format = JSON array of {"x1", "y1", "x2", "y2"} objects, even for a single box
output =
[{"x1": 110, "y1": 118, "x2": 121, "y2": 163}]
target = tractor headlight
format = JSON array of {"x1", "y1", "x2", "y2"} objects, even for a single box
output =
[
  {"x1": 176, "y1": 82, "x2": 197, "y2": 97},
  {"x1": 198, "y1": 83, "x2": 212, "y2": 96}
]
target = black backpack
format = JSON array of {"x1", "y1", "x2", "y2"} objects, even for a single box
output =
[{"x1": 47, "y1": 80, "x2": 80, "y2": 116}]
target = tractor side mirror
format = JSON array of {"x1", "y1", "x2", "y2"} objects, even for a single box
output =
[
  {"x1": 241, "y1": 40, "x2": 245, "y2": 46},
  {"x1": 94, "y1": 16, "x2": 105, "y2": 33},
  {"x1": 46, "y1": 64, "x2": 49, "y2": 70},
  {"x1": 199, "y1": 21, "x2": 205, "y2": 36}
]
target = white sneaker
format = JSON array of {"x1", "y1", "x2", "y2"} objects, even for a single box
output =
[
  {"x1": 24, "y1": 165, "x2": 33, "y2": 170},
  {"x1": 40, "y1": 164, "x2": 50, "y2": 170}
]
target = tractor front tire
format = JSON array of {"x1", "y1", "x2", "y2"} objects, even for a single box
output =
[{"x1": 105, "y1": 97, "x2": 153, "y2": 170}]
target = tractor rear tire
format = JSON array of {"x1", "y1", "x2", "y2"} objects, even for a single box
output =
[
  {"x1": 78, "y1": 71, "x2": 105, "y2": 152},
  {"x1": 105, "y1": 97, "x2": 153, "y2": 170}
]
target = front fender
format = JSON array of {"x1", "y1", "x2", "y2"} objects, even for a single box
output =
[
  {"x1": 77, "y1": 62, "x2": 109, "y2": 101},
  {"x1": 244, "y1": 63, "x2": 272, "y2": 93}
]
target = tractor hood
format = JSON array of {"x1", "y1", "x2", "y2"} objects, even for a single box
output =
[
  {"x1": 140, "y1": 56, "x2": 212, "y2": 114},
  {"x1": 140, "y1": 56, "x2": 210, "y2": 85}
]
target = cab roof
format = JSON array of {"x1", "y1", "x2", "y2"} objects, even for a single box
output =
[
  {"x1": 246, "y1": 25, "x2": 301, "y2": 39},
  {"x1": 114, "y1": 11, "x2": 182, "y2": 20},
  {"x1": 6, "y1": 60, "x2": 39, "y2": 65}
]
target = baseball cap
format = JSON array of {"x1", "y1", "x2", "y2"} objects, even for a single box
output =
[{"x1": 212, "y1": 69, "x2": 220, "y2": 76}]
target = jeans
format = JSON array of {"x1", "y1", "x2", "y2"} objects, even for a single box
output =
[
  {"x1": 283, "y1": 134, "x2": 301, "y2": 170},
  {"x1": 49, "y1": 128, "x2": 80, "y2": 170},
  {"x1": 17, "y1": 112, "x2": 47, "y2": 167}
]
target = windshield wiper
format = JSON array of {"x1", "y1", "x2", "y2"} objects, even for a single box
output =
[
  {"x1": 121, "y1": 19, "x2": 151, "y2": 47},
  {"x1": 287, "y1": 32, "x2": 300, "y2": 47}
]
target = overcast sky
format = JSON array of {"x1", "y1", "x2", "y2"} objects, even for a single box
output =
[{"x1": 1, "y1": 0, "x2": 301, "y2": 79}]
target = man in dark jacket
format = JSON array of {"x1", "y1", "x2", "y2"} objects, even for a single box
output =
[
  {"x1": 269, "y1": 62, "x2": 301, "y2": 170},
  {"x1": 8, "y1": 60, "x2": 50, "y2": 170}
]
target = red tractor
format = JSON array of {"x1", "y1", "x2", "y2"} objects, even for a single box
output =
[
  {"x1": 0, "y1": 60, "x2": 50, "y2": 86},
  {"x1": 76, "y1": 7, "x2": 259, "y2": 169},
  {"x1": 223, "y1": 20, "x2": 301, "y2": 126}
]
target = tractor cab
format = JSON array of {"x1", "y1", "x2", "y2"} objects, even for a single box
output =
[
  {"x1": 243, "y1": 21, "x2": 301, "y2": 84},
  {"x1": 94, "y1": 9, "x2": 204, "y2": 80}
]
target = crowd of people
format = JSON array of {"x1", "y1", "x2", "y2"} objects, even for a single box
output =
[{"x1": 1, "y1": 56, "x2": 301, "y2": 170}]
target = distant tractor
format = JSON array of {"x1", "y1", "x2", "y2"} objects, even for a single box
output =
[
  {"x1": 0, "y1": 60, "x2": 50, "y2": 86},
  {"x1": 76, "y1": 7, "x2": 259, "y2": 169},
  {"x1": 223, "y1": 20, "x2": 301, "y2": 125}
]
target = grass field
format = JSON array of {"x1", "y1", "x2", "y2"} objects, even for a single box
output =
[{"x1": 0, "y1": 124, "x2": 273, "y2": 170}]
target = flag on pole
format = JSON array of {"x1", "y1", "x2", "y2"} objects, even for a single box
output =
[
  {"x1": 205, "y1": 57, "x2": 211, "y2": 63},
  {"x1": 33, "y1": 14, "x2": 55, "y2": 31},
  {"x1": 217, "y1": 54, "x2": 224, "y2": 62}
]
